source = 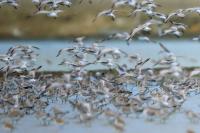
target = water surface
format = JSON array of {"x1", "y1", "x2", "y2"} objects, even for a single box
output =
[{"x1": 0, "y1": 39, "x2": 200, "y2": 71}]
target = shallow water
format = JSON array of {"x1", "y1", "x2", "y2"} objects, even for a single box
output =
[
  {"x1": 0, "y1": 94, "x2": 200, "y2": 133},
  {"x1": 0, "y1": 39, "x2": 200, "y2": 71},
  {"x1": 0, "y1": 39, "x2": 200, "y2": 133}
]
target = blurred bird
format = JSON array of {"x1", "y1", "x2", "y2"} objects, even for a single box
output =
[
  {"x1": 35, "y1": 9, "x2": 63, "y2": 18},
  {"x1": 93, "y1": 4, "x2": 118, "y2": 22},
  {"x1": 127, "y1": 19, "x2": 161, "y2": 41}
]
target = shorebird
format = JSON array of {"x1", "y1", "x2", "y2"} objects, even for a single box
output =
[
  {"x1": 93, "y1": 5, "x2": 117, "y2": 22},
  {"x1": 97, "y1": 47, "x2": 128, "y2": 59},
  {"x1": 128, "y1": 0, "x2": 161, "y2": 17},
  {"x1": 0, "y1": 0, "x2": 18, "y2": 9},
  {"x1": 165, "y1": 9, "x2": 186, "y2": 22},
  {"x1": 154, "y1": 43, "x2": 177, "y2": 64},
  {"x1": 113, "y1": 0, "x2": 138, "y2": 7},
  {"x1": 56, "y1": 47, "x2": 76, "y2": 57},
  {"x1": 57, "y1": 0, "x2": 72, "y2": 7},
  {"x1": 81, "y1": 43, "x2": 101, "y2": 55},
  {"x1": 141, "y1": 0, "x2": 158, "y2": 6},
  {"x1": 32, "y1": 0, "x2": 40, "y2": 3},
  {"x1": 126, "y1": 0, "x2": 138, "y2": 7},
  {"x1": 185, "y1": 110, "x2": 200, "y2": 123},
  {"x1": 3, "y1": 120, "x2": 14, "y2": 132},
  {"x1": 142, "y1": 107, "x2": 161, "y2": 121},
  {"x1": 159, "y1": 43, "x2": 171, "y2": 53},
  {"x1": 73, "y1": 36, "x2": 85, "y2": 46},
  {"x1": 159, "y1": 23, "x2": 186, "y2": 38},
  {"x1": 189, "y1": 68, "x2": 200, "y2": 77},
  {"x1": 127, "y1": 19, "x2": 162, "y2": 41},
  {"x1": 112, "y1": 116, "x2": 125, "y2": 132},
  {"x1": 0, "y1": 0, "x2": 7, "y2": 7},
  {"x1": 185, "y1": 7, "x2": 200, "y2": 15},
  {"x1": 187, "y1": 129, "x2": 195, "y2": 133},
  {"x1": 96, "y1": 59, "x2": 114, "y2": 68},
  {"x1": 115, "y1": 64, "x2": 128, "y2": 76},
  {"x1": 47, "y1": 0, "x2": 72, "y2": 8},
  {"x1": 134, "y1": 58, "x2": 150, "y2": 69},
  {"x1": 152, "y1": 12, "x2": 167, "y2": 21},
  {"x1": 129, "y1": 7, "x2": 153, "y2": 17},
  {"x1": 192, "y1": 35, "x2": 200, "y2": 41},
  {"x1": 113, "y1": 0, "x2": 129, "y2": 7},
  {"x1": 59, "y1": 59, "x2": 94, "y2": 68},
  {"x1": 171, "y1": 22, "x2": 188, "y2": 30},
  {"x1": 79, "y1": 0, "x2": 92, "y2": 4},
  {"x1": 0, "y1": 54, "x2": 12, "y2": 62},
  {"x1": 106, "y1": 32, "x2": 130, "y2": 41},
  {"x1": 51, "y1": 106, "x2": 68, "y2": 117},
  {"x1": 35, "y1": 9, "x2": 63, "y2": 18}
]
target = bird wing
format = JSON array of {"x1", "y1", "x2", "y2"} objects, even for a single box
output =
[
  {"x1": 36, "y1": 10, "x2": 50, "y2": 14},
  {"x1": 54, "y1": 10, "x2": 63, "y2": 13},
  {"x1": 159, "y1": 43, "x2": 171, "y2": 53}
]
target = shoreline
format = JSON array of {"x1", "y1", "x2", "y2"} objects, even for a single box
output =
[{"x1": 0, "y1": 67, "x2": 199, "y2": 76}]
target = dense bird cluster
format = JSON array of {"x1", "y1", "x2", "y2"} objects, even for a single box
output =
[
  {"x1": 94, "y1": 0, "x2": 200, "y2": 40},
  {"x1": 0, "y1": 0, "x2": 200, "y2": 132},
  {"x1": 31, "y1": 0, "x2": 72, "y2": 18},
  {"x1": 1, "y1": 40, "x2": 200, "y2": 132}
]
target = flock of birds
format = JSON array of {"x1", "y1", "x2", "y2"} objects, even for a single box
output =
[
  {"x1": 0, "y1": 0, "x2": 200, "y2": 133},
  {"x1": 1, "y1": 39, "x2": 200, "y2": 132}
]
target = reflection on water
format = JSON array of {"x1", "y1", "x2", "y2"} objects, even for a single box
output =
[{"x1": 0, "y1": 39, "x2": 200, "y2": 71}]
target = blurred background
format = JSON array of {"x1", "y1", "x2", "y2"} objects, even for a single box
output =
[{"x1": 0, "y1": 0, "x2": 200, "y2": 39}]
